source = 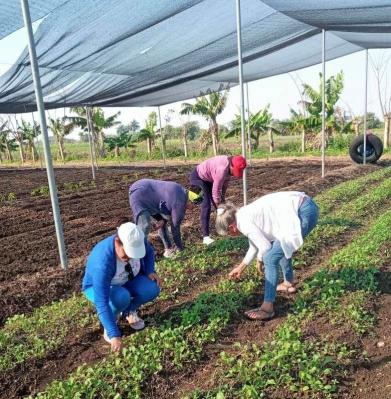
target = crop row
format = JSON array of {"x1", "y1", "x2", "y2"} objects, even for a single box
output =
[
  {"x1": 32, "y1": 277, "x2": 260, "y2": 398},
  {"x1": 0, "y1": 168, "x2": 388, "y2": 378},
  {"x1": 187, "y1": 208, "x2": 391, "y2": 399},
  {"x1": 296, "y1": 174, "x2": 391, "y2": 266}
]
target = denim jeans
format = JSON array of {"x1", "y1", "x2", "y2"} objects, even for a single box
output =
[
  {"x1": 263, "y1": 197, "x2": 319, "y2": 303},
  {"x1": 137, "y1": 211, "x2": 172, "y2": 250},
  {"x1": 189, "y1": 168, "x2": 214, "y2": 237},
  {"x1": 84, "y1": 274, "x2": 160, "y2": 316}
]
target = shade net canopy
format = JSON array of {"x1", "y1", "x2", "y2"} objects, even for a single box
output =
[{"x1": 0, "y1": 0, "x2": 390, "y2": 113}]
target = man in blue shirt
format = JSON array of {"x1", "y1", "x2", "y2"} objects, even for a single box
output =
[
  {"x1": 82, "y1": 219, "x2": 161, "y2": 352},
  {"x1": 129, "y1": 179, "x2": 202, "y2": 258}
]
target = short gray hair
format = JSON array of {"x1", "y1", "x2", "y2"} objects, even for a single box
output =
[{"x1": 215, "y1": 202, "x2": 238, "y2": 236}]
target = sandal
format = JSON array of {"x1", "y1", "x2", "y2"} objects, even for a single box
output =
[{"x1": 245, "y1": 307, "x2": 275, "y2": 321}]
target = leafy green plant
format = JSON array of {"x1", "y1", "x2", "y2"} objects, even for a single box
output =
[{"x1": 31, "y1": 185, "x2": 50, "y2": 197}]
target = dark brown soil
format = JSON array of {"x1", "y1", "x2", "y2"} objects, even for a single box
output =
[
  {"x1": 0, "y1": 159, "x2": 376, "y2": 326},
  {"x1": 341, "y1": 261, "x2": 391, "y2": 399},
  {"x1": 0, "y1": 158, "x2": 386, "y2": 398}
]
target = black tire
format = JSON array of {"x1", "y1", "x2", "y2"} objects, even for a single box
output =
[{"x1": 349, "y1": 134, "x2": 383, "y2": 164}]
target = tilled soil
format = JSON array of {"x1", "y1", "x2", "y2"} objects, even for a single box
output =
[
  {"x1": 0, "y1": 158, "x2": 374, "y2": 326},
  {"x1": 0, "y1": 158, "x2": 386, "y2": 399}
]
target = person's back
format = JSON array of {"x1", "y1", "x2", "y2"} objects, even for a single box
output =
[
  {"x1": 236, "y1": 191, "x2": 307, "y2": 259},
  {"x1": 129, "y1": 179, "x2": 187, "y2": 222}
]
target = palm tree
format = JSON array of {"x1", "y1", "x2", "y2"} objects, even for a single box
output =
[
  {"x1": 300, "y1": 72, "x2": 345, "y2": 143},
  {"x1": 181, "y1": 88, "x2": 229, "y2": 156},
  {"x1": 48, "y1": 117, "x2": 73, "y2": 163},
  {"x1": 0, "y1": 120, "x2": 15, "y2": 162},
  {"x1": 228, "y1": 105, "x2": 279, "y2": 152},
  {"x1": 17, "y1": 120, "x2": 40, "y2": 163},
  {"x1": 137, "y1": 112, "x2": 157, "y2": 155},
  {"x1": 282, "y1": 109, "x2": 319, "y2": 152},
  {"x1": 67, "y1": 107, "x2": 121, "y2": 157},
  {"x1": 129, "y1": 119, "x2": 140, "y2": 132},
  {"x1": 105, "y1": 131, "x2": 135, "y2": 157}
]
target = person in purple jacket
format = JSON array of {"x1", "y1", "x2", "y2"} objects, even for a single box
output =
[
  {"x1": 82, "y1": 218, "x2": 161, "y2": 352},
  {"x1": 129, "y1": 179, "x2": 202, "y2": 258},
  {"x1": 189, "y1": 155, "x2": 247, "y2": 245}
]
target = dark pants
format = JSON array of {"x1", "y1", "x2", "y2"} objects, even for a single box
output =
[{"x1": 189, "y1": 168, "x2": 214, "y2": 237}]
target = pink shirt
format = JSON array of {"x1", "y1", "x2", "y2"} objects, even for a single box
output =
[{"x1": 196, "y1": 155, "x2": 231, "y2": 205}]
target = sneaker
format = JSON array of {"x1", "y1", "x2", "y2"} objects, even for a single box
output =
[
  {"x1": 103, "y1": 329, "x2": 111, "y2": 343},
  {"x1": 126, "y1": 311, "x2": 145, "y2": 330},
  {"x1": 203, "y1": 236, "x2": 215, "y2": 245}
]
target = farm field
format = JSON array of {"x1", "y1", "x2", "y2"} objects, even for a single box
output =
[{"x1": 0, "y1": 157, "x2": 390, "y2": 398}]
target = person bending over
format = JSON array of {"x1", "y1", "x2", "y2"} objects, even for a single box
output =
[
  {"x1": 189, "y1": 155, "x2": 247, "y2": 245},
  {"x1": 215, "y1": 191, "x2": 319, "y2": 321},
  {"x1": 129, "y1": 178, "x2": 202, "y2": 258}
]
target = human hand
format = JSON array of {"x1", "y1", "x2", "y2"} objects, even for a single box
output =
[
  {"x1": 229, "y1": 264, "x2": 246, "y2": 280},
  {"x1": 110, "y1": 337, "x2": 122, "y2": 353},
  {"x1": 256, "y1": 259, "x2": 263, "y2": 274},
  {"x1": 148, "y1": 272, "x2": 162, "y2": 288}
]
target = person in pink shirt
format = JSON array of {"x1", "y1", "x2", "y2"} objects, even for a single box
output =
[{"x1": 189, "y1": 155, "x2": 247, "y2": 245}]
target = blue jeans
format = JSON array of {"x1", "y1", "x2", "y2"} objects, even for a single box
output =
[
  {"x1": 137, "y1": 211, "x2": 172, "y2": 250},
  {"x1": 84, "y1": 274, "x2": 160, "y2": 317},
  {"x1": 263, "y1": 197, "x2": 319, "y2": 303}
]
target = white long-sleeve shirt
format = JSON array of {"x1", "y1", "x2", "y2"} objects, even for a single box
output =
[{"x1": 236, "y1": 191, "x2": 307, "y2": 265}]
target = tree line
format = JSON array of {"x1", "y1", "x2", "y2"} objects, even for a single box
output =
[{"x1": 0, "y1": 69, "x2": 390, "y2": 163}]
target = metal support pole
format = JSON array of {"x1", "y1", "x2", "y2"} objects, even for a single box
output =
[
  {"x1": 245, "y1": 82, "x2": 252, "y2": 166},
  {"x1": 157, "y1": 106, "x2": 166, "y2": 169},
  {"x1": 321, "y1": 29, "x2": 326, "y2": 178},
  {"x1": 21, "y1": 0, "x2": 68, "y2": 269},
  {"x1": 86, "y1": 107, "x2": 99, "y2": 169},
  {"x1": 363, "y1": 49, "x2": 369, "y2": 165},
  {"x1": 86, "y1": 107, "x2": 96, "y2": 180},
  {"x1": 235, "y1": 0, "x2": 248, "y2": 205}
]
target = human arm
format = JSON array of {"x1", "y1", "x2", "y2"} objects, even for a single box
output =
[
  {"x1": 92, "y1": 267, "x2": 121, "y2": 340},
  {"x1": 170, "y1": 202, "x2": 186, "y2": 251},
  {"x1": 229, "y1": 234, "x2": 271, "y2": 280},
  {"x1": 211, "y1": 169, "x2": 229, "y2": 206}
]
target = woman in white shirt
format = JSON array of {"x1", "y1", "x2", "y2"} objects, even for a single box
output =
[{"x1": 216, "y1": 191, "x2": 319, "y2": 321}]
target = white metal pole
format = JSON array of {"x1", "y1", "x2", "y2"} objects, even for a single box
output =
[
  {"x1": 363, "y1": 49, "x2": 368, "y2": 165},
  {"x1": 86, "y1": 107, "x2": 96, "y2": 180},
  {"x1": 157, "y1": 106, "x2": 166, "y2": 169},
  {"x1": 235, "y1": 0, "x2": 248, "y2": 205},
  {"x1": 321, "y1": 29, "x2": 326, "y2": 178},
  {"x1": 245, "y1": 82, "x2": 252, "y2": 166},
  {"x1": 86, "y1": 107, "x2": 99, "y2": 169},
  {"x1": 21, "y1": 0, "x2": 68, "y2": 269}
]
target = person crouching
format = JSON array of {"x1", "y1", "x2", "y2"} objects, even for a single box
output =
[{"x1": 82, "y1": 218, "x2": 161, "y2": 352}]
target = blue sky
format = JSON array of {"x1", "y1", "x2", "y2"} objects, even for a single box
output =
[{"x1": 0, "y1": 24, "x2": 390, "y2": 138}]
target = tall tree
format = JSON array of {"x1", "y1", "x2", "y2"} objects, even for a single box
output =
[
  {"x1": 228, "y1": 105, "x2": 279, "y2": 152},
  {"x1": 0, "y1": 120, "x2": 15, "y2": 162},
  {"x1": 371, "y1": 52, "x2": 391, "y2": 148},
  {"x1": 181, "y1": 88, "x2": 229, "y2": 155},
  {"x1": 300, "y1": 71, "x2": 345, "y2": 145},
  {"x1": 129, "y1": 119, "x2": 140, "y2": 132},
  {"x1": 67, "y1": 107, "x2": 121, "y2": 157},
  {"x1": 18, "y1": 120, "x2": 40, "y2": 163},
  {"x1": 137, "y1": 112, "x2": 157, "y2": 155},
  {"x1": 7, "y1": 116, "x2": 26, "y2": 163},
  {"x1": 48, "y1": 117, "x2": 73, "y2": 163}
]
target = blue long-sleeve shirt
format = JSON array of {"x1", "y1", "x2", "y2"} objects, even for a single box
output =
[
  {"x1": 82, "y1": 235, "x2": 155, "y2": 338},
  {"x1": 129, "y1": 179, "x2": 187, "y2": 250}
]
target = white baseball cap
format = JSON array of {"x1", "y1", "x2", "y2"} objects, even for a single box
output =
[{"x1": 117, "y1": 222, "x2": 146, "y2": 259}]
